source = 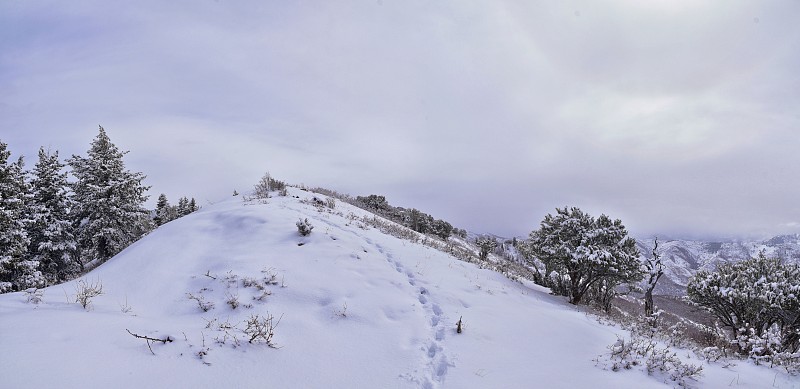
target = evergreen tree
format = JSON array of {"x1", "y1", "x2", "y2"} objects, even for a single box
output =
[
  {"x1": 177, "y1": 196, "x2": 190, "y2": 217},
  {"x1": 189, "y1": 197, "x2": 198, "y2": 213},
  {"x1": 28, "y1": 147, "x2": 78, "y2": 283},
  {"x1": 0, "y1": 142, "x2": 38, "y2": 291},
  {"x1": 688, "y1": 252, "x2": 800, "y2": 355},
  {"x1": 528, "y1": 207, "x2": 642, "y2": 305},
  {"x1": 68, "y1": 126, "x2": 150, "y2": 266},
  {"x1": 476, "y1": 235, "x2": 498, "y2": 261},
  {"x1": 154, "y1": 193, "x2": 172, "y2": 226},
  {"x1": 431, "y1": 219, "x2": 453, "y2": 240}
]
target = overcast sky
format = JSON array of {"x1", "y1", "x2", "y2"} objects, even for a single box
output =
[{"x1": 2, "y1": 1, "x2": 799, "y2": 240}]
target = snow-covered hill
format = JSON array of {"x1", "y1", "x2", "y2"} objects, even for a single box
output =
[
  {"x1": 1, "y1": 189, "x2": 795, "y2": 388},
  {"x1": 636, "y1": 235, "x2": 800, "y2": 296}
]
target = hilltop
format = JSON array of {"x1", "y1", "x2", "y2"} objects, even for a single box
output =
[{"x1": 0, "y1": 188, "x2": 795, "y2": 388}]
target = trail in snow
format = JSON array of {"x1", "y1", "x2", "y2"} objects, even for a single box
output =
[{"x1": 366, "y1": 236, "x2": 453, "y2": 389}]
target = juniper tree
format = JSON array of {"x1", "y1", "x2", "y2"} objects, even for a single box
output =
[
  {"x1": 687, "y1": 252, "x2": 800, "y2": 355},
  {"x1": 27, "y1": 147, "x2": 78, "y2": 283},
  {"x1": 68, "y1": 126, "x2": 150, "y2": 266},
  {"x1": 356, "y1": 195, "x2": 390, "y2": 213},
  {"x1": 528, "y1": 207, "x2": 642, "y2": 305},
  {"x1": 476, "y1": 236, "x2": 497, "y2": 261},
  {"x1": 431, "y1": 219, "x2": 453, "y2": 240}
]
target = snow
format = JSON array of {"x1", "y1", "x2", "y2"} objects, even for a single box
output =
[{"x1": 1, "y1": 188, "x2": 798, "y2": 388}]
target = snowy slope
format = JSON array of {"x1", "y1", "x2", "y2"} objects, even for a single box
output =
[{"x1": 1, "y1": 189, "x2": 796, "y2": 388}]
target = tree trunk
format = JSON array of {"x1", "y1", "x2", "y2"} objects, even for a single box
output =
[
  {"x1": 644, "y1": 238, "x2": 662, "y2": 318},
  {"x1": 644, "y1": 288, "x2": 655, "y2": 317}
]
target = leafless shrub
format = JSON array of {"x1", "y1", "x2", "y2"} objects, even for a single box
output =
[
  {"x1": 75, "y1": 279, "x2": 103, "y2": 309},
  {"x1": 253, "y1": 289, "x2": 272, "y2": 302},
  {"x1": 120, "y1": 295, "x2": 133, "y2": 313},
  {"x1": 223, "y1": 271, "x2": 239, "y2": 287},
  {"x1": 194, "y1": 332, "x2": 212, "y2": 365},
  {"x1": 225, "y1": 292, "x2": 240, "y2": 309},
  {"x1": 244, "y1": 313, "x2": 281, "y2": 347},
  {"x1": 242, "y1": 276, "x2": 262, "y2": 289},
  {"x1": 24, "y1": 288, "x2": 43, "y2": 304},
  {"x1": 334, "y1": 302, "x2": 348, "y2": 318},
  {"x1": 261, "y1": 268, "x2": 280, "y2": 285},
  {"x1": 188, "y1": 293, "x2": 215, "y2": 312}
]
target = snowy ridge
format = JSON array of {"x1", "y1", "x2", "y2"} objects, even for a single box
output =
[{"x1": 1, "y1": 188, "x2": 795, "y2": 388}]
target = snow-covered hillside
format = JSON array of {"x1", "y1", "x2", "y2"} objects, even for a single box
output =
[{"x1": 1, "y1": 189, "x2": 795, "y2": 388}]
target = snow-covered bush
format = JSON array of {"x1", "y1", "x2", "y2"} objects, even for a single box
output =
[
  {"x1": 735, "y1": 325, "x2": 800, "y2": 373},
  {"x1": 253, "y1": 172, "x2": 286, "y2": 199},
  {"x1": 13, "y1": 260, "x2": 46, "y2": 290},
  {"x1": 600, "y1": 333, "x2": 703, "y2": 387},
  {"x1": 697, "y1": 346, "x2": 725, "y2": 363},
  {"x1": 253, "y1": 173, "x2": 271, "y2": 199},
  {"x1": 75, "y1": 279, "x2": 103, "y2": 309},
  {"x1": 527, "y1": 207, "x2": 643, "y2": 305},
  {"x1": 687, "y1": 252, "x2": 800, "y2": 358},
  {"x1": 24, "y1": 287, "x2": 43, "y2": 304},
  {"x1": 296, "y1": 218, "x2": 314, "y2": 236}
]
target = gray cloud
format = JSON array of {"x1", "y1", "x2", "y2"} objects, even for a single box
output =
[{"x1": 2, "y1": 0, "x2": 799, "y2": 239}]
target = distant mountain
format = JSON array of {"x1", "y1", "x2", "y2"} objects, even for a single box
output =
[{"x1": 635, "y1": 234, "x2": 800, "y2": 296}]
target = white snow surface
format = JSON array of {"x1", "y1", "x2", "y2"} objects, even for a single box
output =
[{"x1": 1, "y1": 188, "x2": 797, "y2": 388}]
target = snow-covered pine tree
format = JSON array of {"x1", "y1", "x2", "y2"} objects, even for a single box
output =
[
  {"x1": 0, "y1": 142, "x2": 40, "y2": 292},
  {"x1": 177, "y1": 196, "x2": 190, "y2": 217},
  {"x1": 28, "y1": 147, "x2": 78, "y2": 284},
  {"x1": 189, "y1": 197, "x2": 198, "y2": 213},
  {"x1": 68, "y1": 126, "x2": 150, "y2": 268},
  {"x1": 154, "y1": 193, "x2": 173, "y2": 226}
]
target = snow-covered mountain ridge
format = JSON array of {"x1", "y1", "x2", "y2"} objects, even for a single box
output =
[
  {"x1": 1, "y1": 189, "x2": 794, "y2": 388},
  {"x1": 635, "y1": 235, "x2": 800, "y2": 296}
]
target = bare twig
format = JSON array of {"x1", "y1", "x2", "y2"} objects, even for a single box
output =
[{"x1": 126, "y1": 329, "x2": 173, "y2": 355}]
